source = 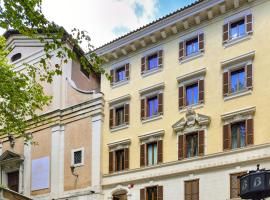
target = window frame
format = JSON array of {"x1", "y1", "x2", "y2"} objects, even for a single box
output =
[
  {"x1": 230, "y1": 121, "x2": 246, "y2": 149},
  {"x1": 146, "y1": 142, "x2": 158, "y2": 166},
  {"x1": 184, "y1": 179, "x2": 199, "y2": 200},
  {"x1": 146, "y1": 95, "x2": 159, "y2": 118},
  {"x1": 147, "y1": 52, "x2": 159, "y2": 71},
  {"x1": 185, "y1": 82, "x2": 199, "y2": 107},
  {"x1": 230, "y1": 172, "x2": 247, "y2": 199},
  {"x1": 229, "y1": 66, "x2": 246, "y2": 94},
  {"x1": 115, "y1": 65, "x2": 127, "y2": 83},
  {"x1": 229, "y1": 18, "x2": 246, "y2": 40},
  {"x1": 71, "y1": 148, "x2": 85, "y2": 167},
  {"x1": 146, "y1": 186, "x2": 158, "y2": 200},
  {"x1": 115, "y1": 105, "x2": 125, "y2": 127},
  {"x1": 185, "y1": 132, "x2": 199, "y2": 158},
  {"x1": 115, "y1": 149, "x2": 125, "y2": 172},
  {"x1": 185, "y1": 37, "x2": 199, "y2": 57}
]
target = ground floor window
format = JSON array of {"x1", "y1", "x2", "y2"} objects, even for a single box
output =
[
  {"x1": 7, "y1": 171, "x2": 19, "y2": 192},
  {"x1": 185, "y1": 179, "x2": 199, "y2": 200},
  {"x1": 230, "y1": 172, "x2": 247, "y2": 198}
]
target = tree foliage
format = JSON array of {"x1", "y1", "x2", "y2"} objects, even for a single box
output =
[{"x1": 0, "y1": 0, "x2": 105, "y2": 139}]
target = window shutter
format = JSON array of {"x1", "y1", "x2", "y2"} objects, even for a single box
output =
[
  {"x1": 223, "y1": 23, "x2": 229, "y2": 43},
  {"x1": 109, "y1": 151, "x2": 114, "y2": 173},
  {"x1": 223, "y1": 124, "x2": 231, "y2": 150},
  {"x1": 140, "y1": 188, "x2": 145, "y2": 200},
  {"x1": 124, "y1": 148, "x2": 129, "y2": 170},
  {"x1": 246, "y1": 64, "x2": 253, "y2": 89},
  {"x1": 140, "y1": 144, "x2": 145, "y2": 167},
  {"x1": 179, "y1": 86, "x2": 185, "y2": 109},
  {"x1": 125, "y1": 63, "x2": 130, "y2": 80},
  {"x1": 110, "y1": 69, "x2": 114, "y2": 84},
  {"x1": 158, "y1": 50, "x2": 163, "y2": 68},
  {"x1": 198, "y1": 130, "x2": 204, "y2": 156},
  {"x1": 185, "y1": 181, "x2": 192, "y2": 200},
  {"x1": 141, "y1": 98, "x2": 146, "y2": 119},
  {"x1": 198, "y1": 79, "x2": 204, "y2": 104},
  {"x1": 179, "y1": 41, "x2": 185, "y2": 61},
  {"x1": 141, "y1": 57, "x2": 146, "y2": 73},
  {"x1": 246, "y1": 14, "x2": 253, "y2": 34},
  {"x1": 157, "y1": 140, "x2": 163, "y2": 163},
  {"x1": 157, "y1": 186, "x2": 163, "y2": 200},
  {"x1": 246, "y1": 119, "x2": 254, "y2": 145},
  {"x1": 198, "y1": 33, "x2": 204, "y2": 52},
  {"x1": 192, "y1": 180, "x2": 199, "y2": 200},
  {"x1": 178, "y1": 135, "x2": 184, "y2": 160},
  {"x1": 124, "y1": 104, "x2": 129, "y2": 124},
  {"x1": 109, "y1": 108, "x2": 114, "y2": 128},
  {"x1": 158, "y1": 93, "x2": 163, "y2": 115},
  {"x1": 223, "y1": 71, "x2": 229, "y2": 97}
]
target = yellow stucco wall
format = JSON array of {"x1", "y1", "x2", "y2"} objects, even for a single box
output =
[{"x1": 101, "y1": 1, "x2": 270, "y2": 174}]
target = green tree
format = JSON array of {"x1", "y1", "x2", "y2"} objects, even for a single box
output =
[{"x1": 0, "y1": 0, "x2": 106, "y2": 140}]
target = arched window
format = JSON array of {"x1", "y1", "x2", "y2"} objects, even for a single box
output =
[{"x1": 11, "y1": 53, "x2": 22, "y2": 62}]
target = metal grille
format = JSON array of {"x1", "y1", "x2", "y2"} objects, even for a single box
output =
[{"x1": 74, "y1": 150, "x2": 82, "y2": 164}]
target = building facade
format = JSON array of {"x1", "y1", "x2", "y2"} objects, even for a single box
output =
[
  {"x1": 1, "y1": 31, "x2": 104, "y2": 200},
  {"x1": 96, "y1": 0, "x2": 270, "y2": 199}
]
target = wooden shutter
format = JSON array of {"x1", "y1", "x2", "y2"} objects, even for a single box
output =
[
  {"x1": 178, "y1": 135, "x2": 184, "y2": 160},
  {"x1": 246, "y1": 119, "x2": 254, "y2": 145},
  {"x1": 140, "y1": 188, "x2": 145, "y2": 200},
  {"x1": 179, "y1": 86, "x2": 185, "y2": 109},
  {"x1": 185, "y1": 181, "x2": 192, "y2": 200},
  {"x1": 141, "y1": 57, "x2": 146, "y2": 73},
  {"x1": 198, "y1": 79, "x2": 204, "y2": 104},
  {"x1": 157, "y1": 140, "x2": 163, "y2": 163},
  {"x1": 158, "y1": 50, "x2": 163, "y2": 68},
  {"x1": 179, "y1": 41, "x2": 185, "y2": 61},
  {"x1": 192, "y1": 180, "x2": 199, "y2": 200},
  {"x1": 198, "y1": 33, "x2": 204, "y2": 51},
  {"x1": 140, "y1": 144, "x2": 145, "y2": 167},
  {"x1": 223, "y1": 124, "x2": 231, "y2": 150},
  {"x1": 141, "y1": 98, "x2": 146, "y2": 119},
  {"x1": 124, "y1": 104, "x2": 129, "y2": 124},
  {"x1": 223, "y1": 71, "x2": 229, "y2": 97},
  {"x1": 198, "y1": 130, "x2": 204, "y2": 156},
  {"x1": 110, "y1": 69, "x2": 114, "y2": 84},
  {"x1": 246, "y1": 64, "x2": 253, "y2": 89},
  {"x1": 109, "y1": 151, "x2": 114, "y2": 173},
  {"x1": 124, "y1": 148, "x2": 129, "y2": 170},
  {"x1": 157, "y1": 186, "x2": 163, "y2": 200},
  {"x1": 109, "y1": 108, "x2": 114, "y2": 128},
  {"x1": 246, "y1": 14, "x2": 253, "y2": 34},
  {"x1": 125, "y1": 63, "x2": 130, "y2": 80},
  {"x1": 223, "y1": 23, "x2": 229, "y2": 43},
  {"x1": 158, "y1": 93, "x2": 163, "y2": 115}
]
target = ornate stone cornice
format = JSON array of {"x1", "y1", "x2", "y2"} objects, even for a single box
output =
[
  {"x1": 108, "y1": 139, "x2": 131, "y2": 152},
  {"x1": 138, "y1": 130, "x2": 165, "y2": 144},
  {"x1": 221, "y1": 107, "x2": 255, "y2": 125}
]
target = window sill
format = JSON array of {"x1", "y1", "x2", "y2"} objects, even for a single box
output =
[
  {"x1": 179, "y1": 51, "x2": 204, "y2": 64},
  {"x1": 141, "y1": 115, "x2": 163, "y2": 124},
  {"x1": 224, "y1": 89, "x2": 252, "y2": 101},
  {"x1": 71, "y1": 163, "x2": 84, "y2": 168},
  {"x1": 141, "y1": 67, "x2": 162, "y2": 78},
  {"x1": 110, "y1": 124, "x2": 129, "y2": 132},
  {"x1": 223, "y1": 34, "x2": 252, "y2": 48},
  {"x1": 179, "y1": 103, "x2": 204, "y2": 113},
  {"x1": 111, "y1": 79, "x2": 129, "y2": 89}
]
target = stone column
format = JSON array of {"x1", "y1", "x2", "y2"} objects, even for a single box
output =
[
  {"x1": 23, "y1": 141, "x2": 31, "y2": 196},
  {"x1": 51, "y1": 125, "x2": 65, "y2": 198}
]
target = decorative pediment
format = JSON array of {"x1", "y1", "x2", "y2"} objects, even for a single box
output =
[
  {"x1": 172, "y1": 108, "x2": 210, "y2": 133},
  {"x1": 0, "y1": 150, "x2": 24, "y2": 163},
  {"x1": 108, "y1": 139, "x2": 131, "y2": 152}
]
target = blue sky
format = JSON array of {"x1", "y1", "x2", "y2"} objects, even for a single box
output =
[{"x1": 42, "y1": 0, "x2": 197, "y2": 47}]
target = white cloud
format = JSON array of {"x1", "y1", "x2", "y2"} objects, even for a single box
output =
[{"x1": 42, "y1": 0, "x2": 158, "y2": 48}]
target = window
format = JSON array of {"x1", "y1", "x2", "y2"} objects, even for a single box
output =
[
  {"x1": 230, "y1": 172, "x2": 247, "y2": 198},
  {"x1": 178, "y1": 131, "x2": 204, "y2": 160},
  {"x1": 115, "y1": 106, "x2": 125, "y2": 126},
  {"x1": 109, "y1": 148, "x2": 129, "y2": 173},
  {"x1": 223, "y1": 118, "x2": 253, "y2": 151},
  {"x1": 115, "y1": 67, "x2": 126, "y2": 82},
  {"x1": 109, "y1": 103, "x2": 129, "y2": 129},
  {"x1": 186, "y1": 37, "x2": 199, "y2": 56},
  {"x1": 231, "y1": 122, "x2": 246, "y2": 149},
  {"x1": 7, "y1": 171, "x2": 19, "y2": 192},
  {"x1": 71, "y1": 148, "x2": 84, "y2": 166},
  {"x1": 185, "y1": 179, "x2": 199, "y2": 200},
  {"x1": 186, "y1": 133, "x2": 199, "y2": 158},
  {"x1": 146, "y1": 186, "x2": 157, "y2": 200},
  {"x1": 186, "y1": 83, "x2": 199, "y2": 106},
  {"x1": 141, "y1": 50, "x2": 163, "y2": 74},
  {"x1": 115, "y1": 149, "x2": 125, "y2": 171},
  {"x1": 147, "y1": 142, "x2": 158, "y2": 166},
  {"x1": 147, "y1": 96, "x2": 158, "y2": 117},
  {"x1": 11, "y1": 53, "x2": 22, "y2": 62},
  {"x1": 230, "y1": 19, "x2": 245, "y2": 39},
  {"x1": 223, "y1": 64, "x2": 252, "y2": 97}
]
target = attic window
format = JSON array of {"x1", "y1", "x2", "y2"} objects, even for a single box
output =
[{"x1": 11, "y1": 53, "x2": 22, "y2": 62}]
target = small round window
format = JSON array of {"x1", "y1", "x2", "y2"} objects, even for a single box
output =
[{"x1": 11, "y1": 53, "x2": 22, "y2": 62}]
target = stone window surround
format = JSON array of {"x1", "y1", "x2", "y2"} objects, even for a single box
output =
[
  {"x1": 108, "y1": 139, "x2": 131, "y2": 152},
  {"x1": 139, "y1": 82, "x2": 165, "y2": 97},
  {"x1": 71, "y1": 147, "x2": 85, "y2": 167},
  {"x1": 110, "y1": 59, "x2": 130, "y2": 88},
  {"x1": 138, "y1": 130, "x2": 164, "y2": 145},
  {"x1": 177, "y1": 68, "x2": 206, "y2": 87},
  {"x1": 221, "y1": 107, "x2": 255, "y2": 125}
]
